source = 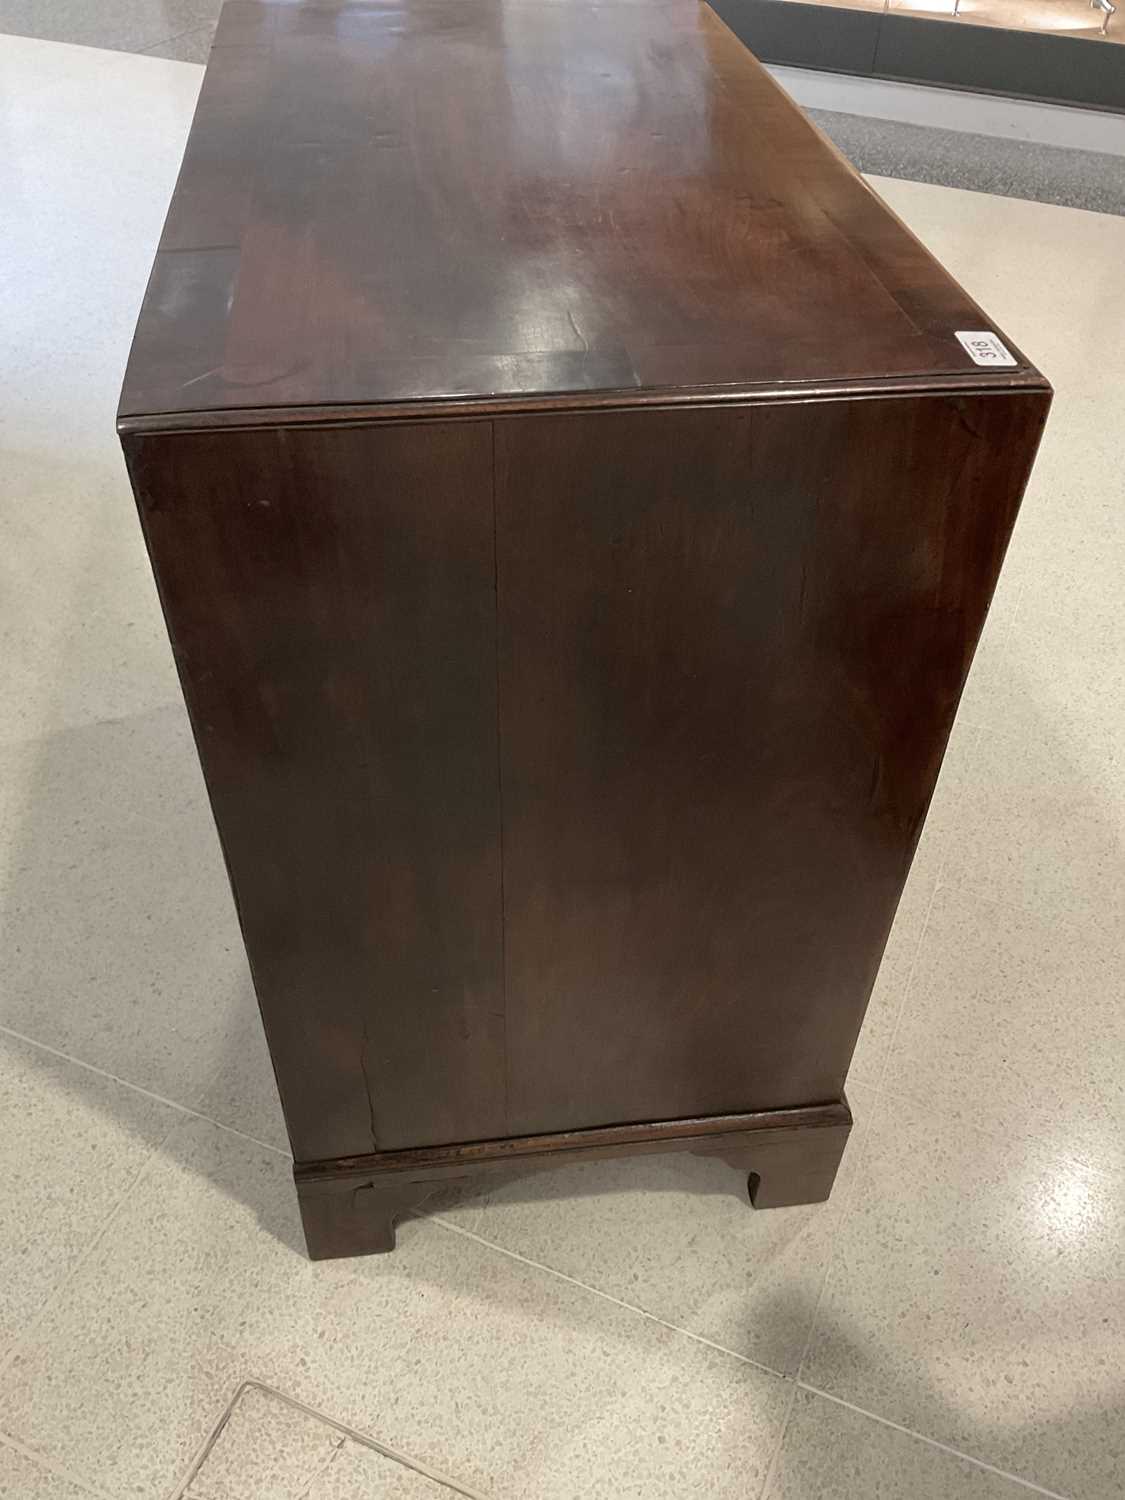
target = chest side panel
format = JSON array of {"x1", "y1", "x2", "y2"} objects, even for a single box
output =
[
  {"x1": 125, "y1": 419, "x2": 505, "y2": 1160},
  {"x1": 494, "y1": 390, "x2": 1048, "y2": 1134}
]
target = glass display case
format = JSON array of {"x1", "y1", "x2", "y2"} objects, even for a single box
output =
[{"x1": 802, "y1": 0, "x2": 1117, "y2": 43}]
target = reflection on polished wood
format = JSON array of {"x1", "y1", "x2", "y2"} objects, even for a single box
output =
[
  {"x1": 119, "y1": 0, "x2": 1050, "y2": 422},
  {"x1": 120, "y1": 0, "x2": 1051, "y2": 1259}
]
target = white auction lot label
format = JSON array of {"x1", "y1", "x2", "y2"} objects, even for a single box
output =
[{"x1": 955, "y1": 330, "x2": 1017, "y2": 368}]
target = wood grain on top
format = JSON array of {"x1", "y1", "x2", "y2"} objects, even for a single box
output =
[{"x1": 119, "y1": 0, "x2": 1042, "y2": 424}]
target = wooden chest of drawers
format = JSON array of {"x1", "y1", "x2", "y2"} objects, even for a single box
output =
[{"x1": 120, "y1": 0, "x2": 1049, "y2": 1258}]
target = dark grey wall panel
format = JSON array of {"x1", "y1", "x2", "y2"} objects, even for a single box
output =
[
  {"x1": 875, "y1": 16, "x2": 1125, "y2": 112},
  {"x1": 714, "y1": 0, "x2": 1125, "y2": 114},
  {"x1": 711, "y1": 0, "x2": 880, "y2": 76}
]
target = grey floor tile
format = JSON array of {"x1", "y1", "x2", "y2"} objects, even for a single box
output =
[
  {"x1": 0, "y1": 447, "x2": 180, "y2": 749},
  {"x1": 847, "y1": 712, "x2": 976, "y2": 1094},
  {"x1": 922, "y1": 712, "x2": 1125, "y2": 929},
  {"x1": 0, "y1": 706, "x2": 256, "y2": 1110},
  {"x1": 0, "y1": 0, "x2": 220, "y2": 54},
  {"x1": 307, "y1": 1440, "x2": 460, "y2": 1500},
  {"x1": 767, "y1": 1388, "x2": 1046, "y2": 1499},
  {"x1": 960, "y1": 398, "x2": 1125, "y2": 753},
  {"x1": 185, "y1": 1384, "x2": 344, "y2": 1500},
  {"x1": 143, "y1": 22, "x2": 214, "y2": 62},
  {"x1": 817, "y1": 110, "x2": 1125, "y2": 217},
  {"x1": 923, "y1": 390, "x2": 1125, "y2": 796},
  {"x1": 195, "y1": 1014, "x2": 291, "y2": 1156},
  {"x1": 1009, "y1": 398, "x2": 1125, "y2": 570},
  {"x1": 0, "y1": 31, "x2": 197, "y2": 746},
  {"x1": 847, "y1": 833, "x2": 940, "y2": 1089},
  {"x1": 949, "y1": 565, "x2": 1025, "y2": 735},
  {"x1": 0, "y1": 1030, "x2": 177, "y2": 1355},
  {"x1": 871, "y1": 178, "x2": 1125, "y2": 397},
  {"x1": 952, "y1": 616, "x2": 1125, "y2": 787},
  {"x1": 0, "y1": 1116, "x2": 792, "y2": 1500},
  {"x1": 0, "y1": 1437, "x2": 98, "y2": 1498},
  {"x1": 426, "y1": 1084, "x2": 873, "y2": 1378},
  {"x1": 185, "y1": 1385, "x2": 464, "y2": 1500},
  {"x1": 802, "y1": 1095, "x2": 1125, "y2": 1500},
  {"x1": 885, "y1": 883, "x2": 1125, "y2": 1177}
]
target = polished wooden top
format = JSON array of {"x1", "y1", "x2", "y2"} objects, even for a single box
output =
[{"x1": 120, "y1": 0, "x2": 1045, "y2": 426}]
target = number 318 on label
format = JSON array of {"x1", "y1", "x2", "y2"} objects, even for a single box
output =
[{"x1": 955, "y1": 331, "x2": 1017, "y2": 368}]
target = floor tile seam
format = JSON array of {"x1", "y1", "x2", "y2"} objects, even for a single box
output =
[
  {"x1": 165, "y1": 1378, "x2": 349, "y2": 1500},
  {"x1": 1003, "y1": 578, "x2": 1030, "y2": 634},
  {"x1": 867, "y1": 1076, "x2": 1125, "y2": 1184},
  {"x1": 0, "y1": 1399, "x2": 116, "y2": 1498},
  {"x1": 911, "y1": 857, "x2": 1124, "y2": 936},
  {"x1": 95, "y1": 26, "x2": 180, "y2": 56},
  {"x1": 140, "y1": 23, "x2": 214, "y2": 57},
  {"x1": 0, "y1": 799, "x2": 211, "y2": 845},
  {"x1": 6, "y1": 24, "x2": 199, "y2": 59},
  {"x1": 872, "y1": 869, "x2": 945, "y2": 1094},
  {"x1": 791, "y1": 1095, "x2": 882, "y2": 1386},
  {"x1": 420, "y1": 1211, "x2": 793, "y2": 1382},
  {"x1": 420, "y1": 1097, "x2": 871, "y2": 1390},
  {"x1": 0, "y1": 1112, "x2": 181, "y2": 1388},
  {"x1": 958, "y1": 707, "x2": 1125, "y2": 791},
  {"x1": 0, "y1": 1018, "x2": 292, "y2": 1158},
  {"x1": 0, "y1": 696, "x2": 188, "y2": 755},
  {"x1": 755, "y1": 1369, "x2": 801, "y2": 1500},
  {"x1": 987, "y1": 577, "x2": 1028, "y2": 647},
  {"x1": 164, "y1": 1377, "x2": 247, "y2": 1500},
  {"x1": 175, "y1": 1046, "x2": 295, "y2": 1163},
  {"x1": 897, "y1": 694, "x2": 1125, "y2": 949},
  {"x1": 206, "y1": 1379, "x2": 491, "y2": 1500},
  {"x1": 794, "y1": 1381, "x2": 1074, "y2": 1500},
  {"x1": 0, "y1": 1429, "x2": 113, "y2": 1497},
  {"x1": 293, "y1": 1435, "x2": 348, "y2": 1500}
]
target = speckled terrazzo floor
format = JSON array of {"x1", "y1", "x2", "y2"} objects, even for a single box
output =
[
  {"x1": 182, "y1": 1385, "x2": 468, "y2": 1498},
  {"x1": 810, "y1": 107, "x2": 1125, "y2": 214},
  {"x1": 2, "y1": 23, "x2": 1124, "y2": 1500}
]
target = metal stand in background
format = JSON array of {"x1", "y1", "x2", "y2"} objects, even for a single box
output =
[{"x1": 1091, "y1": 0, "x2": 1115, "y2": 35}]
